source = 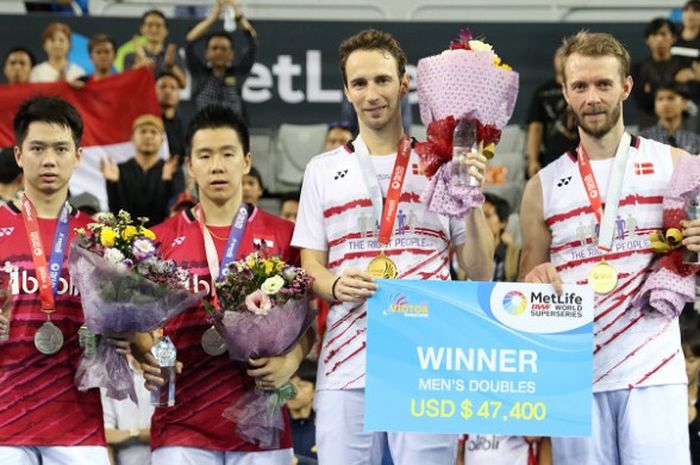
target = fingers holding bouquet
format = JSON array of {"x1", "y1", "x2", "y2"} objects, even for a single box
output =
[
  {"x1": 248, "y1": 352, "x2": 299, "y2": 391},
  {"x1": 463, "y1": 149, "x2": 488, "y2": 186}
]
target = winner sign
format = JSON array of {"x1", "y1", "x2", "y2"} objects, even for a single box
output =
[{"x1": 365, "y1": 280, "x2": 594, "y2": 436}]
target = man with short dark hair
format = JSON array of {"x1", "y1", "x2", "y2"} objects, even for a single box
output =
[
  {"x1": 156, "y1": 71, "x2": 186, "y2": 160},
  {"x1": 3, "y1": 47, "x2": 35, "y2": 84},
  {"x1": 640, "y1": 83, "x2": 700, "y2": 154},
  {"x1": 100, "y1": 114, "x2": 183, "y2": 226},
  {"x1": 0, "y1": 147, "x2": 22, "y2": 204},
  {"x1": 123, "y1": 9, "x2": 187, "y2": 88},
  {"x1": 185, "y1": 0, "x2": 257, "y2": 123},
  {"x1": 87, "y1": 33, "x2": 116, "y2": 81},
  {"x1": 0, "y1": 95, "x2": 109, "y2": 464}
]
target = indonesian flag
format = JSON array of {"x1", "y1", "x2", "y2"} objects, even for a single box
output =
[{"x1": 0, "y1": 68, "x2": 165, "y2": 210}]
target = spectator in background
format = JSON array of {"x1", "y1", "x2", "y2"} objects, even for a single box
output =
[
  {"x1": 288, "y1": 359, "x2": 318, "y2": 465},
  {"x1": 87, "y1": 34, "x2": 116, "y2": 81},
  {"x1": 632, "y1": 18, "x2": 686, "y2": 129},
  {"x1": 0, "y1": 147, "x2": 22, "y2": 204},
  {"x1": 3, "y1": 47, "x2": 35, "y2": 84},
  {"x1": 123, "y1": 10, "x2": 187, "y2": 88},
  {"x1": 25, "y1": 0, "x2": 89, "y2": 14},
  {"x1": 640, "y1": 83, "x2": 700, "y2": 154},
  {"x1": 526, "y1": 46, "x2": 578, "y2": 178},
  {"x1": 185, "y1": 0, "x2": 258, "y2": 123},
  {"x1": 168, "y1": 191, "x2": 197, "y2": 217},
  {"x1": 341, "y1": 95, "x2": 412, "y2": 136},
  {"x1": 156, "y1": 72, "x2": 186, "y2": 160},
  {"x1": 242, "y1": 165, "x2": 264, "y2": 205},
  {"x1": 673, "y1": 1, "x2": 700, "y2": 66},
  {"x1": 101, "y1": 355, "x2": 154, "y2": 465},
  {"x1": 100, "y1": 114, "x2": 183, "y2": 226},
  {"x1": 279, "y1": 191, "x2": 300, "y2": 223},
  {"x1": 323, "y1": 122, "x2": 353, "y2": 152},
  {"x1": 483, "y1": 193, "x2": 520, "y2": 282},
  {"x1": 30, "y1": 22, "x2": 86, "y2": 82},
  {"x1": 69, "y1": 192, "x2": 101, "y2": 217}
]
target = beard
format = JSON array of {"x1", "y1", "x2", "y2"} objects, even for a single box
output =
[{"x1": 573, "y1": 103, "x2": 622, "y2": 139}]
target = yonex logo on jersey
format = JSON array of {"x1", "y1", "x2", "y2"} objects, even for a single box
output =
[
  {"x1": 557, "y1": 176, "x2": 572, "y2": 187},
  {"x1": 334, "y1": 169, "x2": 348, "y2": 180},
  {"x1": 0, "y1": 227, "x2": 14, "y2": 237},
  {"x1": 171, "y1": 236, "x2": 186, "y2": 248}
]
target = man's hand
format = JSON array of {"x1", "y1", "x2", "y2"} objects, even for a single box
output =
[
  {"x1": 100, "y1": 157, "x2": 120, "y2": 182},
  {"x1": 0, "y1": 313, "x2": 8, "y2": 334},
  {"x1": 141, "y1": 351, "x2": 184, "y2": 391},
  {"x1": 464, "y1": 150, "x2": 488, "y2": 185},
  {"x1": 683, "y1": 218, "x2": 700, "y2": 253},
  {"x1": 162, "y1": 155, "x2": 180, "y2": 182},
  {"x1": 523, "y1": 262, "x2": 563, "y2": 294},
  {"x1": 332, "y1": 269, "x2": 378, "y2": 302},
  {"x1": 163, "y1": 44, "x2": 177, "y2": 68}
]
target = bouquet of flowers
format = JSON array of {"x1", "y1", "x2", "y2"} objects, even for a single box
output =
[
  {"x1": 205, "y1": 250, "x2": 314, "y2": 449},
  {"x1": 633, "y1": 155, "x2": 700, "y2": 319},
  {"x1": 69, "y1": 210, "x2": 203, "y2": 402},
  {"x1": 416, "y1": 29, "x2": 519, "y2": 217}
]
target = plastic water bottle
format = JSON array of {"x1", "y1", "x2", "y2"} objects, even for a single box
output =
[
  {"x1": 223, "y1": 6, "x2": 237, "y2": 32},
  {"x1": 150, "y1": 335, "x2": 176, "y2": 407},
  {"x1": 452, "y1": 118, "x2": 479, "y2": 187}
]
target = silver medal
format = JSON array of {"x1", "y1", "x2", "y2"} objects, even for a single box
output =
[
  {"x1": 34, "y1": 321, "x2": 64, "y2": 355},
  {"x1": 201, "y1": 326, "x2": 226, "y2": 356}
]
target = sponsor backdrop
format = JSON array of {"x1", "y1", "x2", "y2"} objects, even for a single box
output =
[
  {"x1": 366, "y1": 279, "x2": 594, "y2": 436},
  {"x1": 0, "y1": 15, "x2": 650, "y2": 129}
]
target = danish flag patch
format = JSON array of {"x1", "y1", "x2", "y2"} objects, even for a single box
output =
[{"x1": 634, "y1": 162, "x2": 654, "y2": 175}]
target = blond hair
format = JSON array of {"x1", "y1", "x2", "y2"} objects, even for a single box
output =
[{"x1": 561, "y1": 31, "x2": 630, "y2": 82}]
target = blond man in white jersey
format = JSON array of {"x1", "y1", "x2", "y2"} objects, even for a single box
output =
[
  {"x1": 291, "y1": 29, "x2": 494, "y2": 465},
  {"x1": 520, "y1": 31, "x2": 700, "y2": 465}
]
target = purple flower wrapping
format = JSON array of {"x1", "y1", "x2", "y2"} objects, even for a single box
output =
[
  {"x1": 214, "y1": 296, "x2": 314, "y2": 449},
  {"x1": 68, "y1": 243, "x2": 204, "y2": 402},
  {"x1": 420, "y1": 161, "x2": 485, "y2": 217}
]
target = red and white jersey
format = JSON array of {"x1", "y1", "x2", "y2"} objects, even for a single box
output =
[
  {"x1": 539, "y1": 136, "x2": 685, "y2": 392},
  {"x1": 292, "y1": 138, "x2": 466, "y2": 390},
  {"x1": 0, "y1": 202, "x2": 105, "y2": 447},
  {"x1": 151, "y1": 206, "x2": 297, "y2": 451}
]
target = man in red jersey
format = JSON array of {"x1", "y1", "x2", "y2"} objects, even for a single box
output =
[
  {"x1": 0, "y1": 96, "x2": 109, "y2": 464},
  {"x1": 137, "y1": 105, "x2": 312, "y2": 465}
]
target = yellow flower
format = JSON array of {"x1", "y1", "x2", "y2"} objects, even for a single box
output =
[
  {"x1": 499, "y1": 63, "x2": 512, "y2": 71},
  {"x1": 100, "y1": 227, "x2": 117, "y2": 247},
  {"x1": 140, "y1": 228, "x2": 156, "y2": 240},
  {"x1": 264, "y1": 260, "x2": 274, "y2": 275},
  {"x1": 121, "y1": 225, "x2": 138, "y2": 240},
  {"x1": 493, "y1": 54, "x2": 502, "y2": 66}
]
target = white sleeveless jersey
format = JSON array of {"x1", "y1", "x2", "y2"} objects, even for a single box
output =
[
  {"x1": 292, "y1": 137, "x2": 465, "y2": 390},
  {"x1": 538, "y1": 136, "x2": 685, "y2": 392}
]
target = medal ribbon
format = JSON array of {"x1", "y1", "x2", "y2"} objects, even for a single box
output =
[
  {"x1": 355, "y1": 135, "x2": 412, "y2": 248},
  {"x1": 20, "y1": 195, "x2": 71, "y2": 314},
  {"x1": 196, "y1": 204, "x2": 249, "y2": 282},
  {"x1": 576, "y1": 132, "x2": 631, "y2": 252}
]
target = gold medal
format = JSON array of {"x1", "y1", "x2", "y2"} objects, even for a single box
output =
[
  {"x1": 588, "y1": 261, "x2": 618, "y2": 295},
  {"x1": 367, "y1": 252, "x2": 398, "y2": 279}
]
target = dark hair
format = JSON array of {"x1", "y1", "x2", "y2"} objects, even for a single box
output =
[
  {"x1": 295, "y1": 359, "x2": 317, "y2": 384},
  {"x1": 280, "y1": 190, "x2": 300, "y2": 204},
  {"x1": 13, "y1": 96, "x2": 83, "y2": 148},
  {"x1": 185, "y1": 105, "x2": 250, "y2": 157},
  {"x1": 141, "y1": 9, "x2": 168, "y2": 27},
  {"x1": 0, "y1": 147, "x2": 22, "y2": 184},
  {"x1": 644, "y1": 18, "x2": 677, "y2": 38},
  {"x1": 338, "y1": 29, "x2": 407, "y2": 86},
  {"x1": 685, "y1": 0, "x2": 700, "y2": 12},
  {"x1": 683, "y1": 324, "x2": 700, "y2": 357},
  {"x1": 156, "y1": 71, "x2": 179, "y2": 83},
  {"x1": 654, "y1": 81, "x2": 691, "y2": 100},
  {"x1": 245, "y1": 166, "x2": 264, "y2": 192},
  {"x1": 328, "y1": 120, "x2": 353, "y2": 132},
  {"x1": 484, "y1": 193, "x2": 511, "y2": 224},
  {"x1": 88, "y1": 33, "x2": 117, "y2": 54},
  {"x1": 3, "y1": 47, "x2": 36, "y2": 68},
  {"x1": 206, "y1": 33, "x2": 234, "y2": 49}
]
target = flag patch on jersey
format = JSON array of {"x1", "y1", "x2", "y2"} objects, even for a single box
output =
[
  {"x1": 634, "y1": 162, "x2": 654, "y2": 175},
  {"x1": 412, "y1": 163, "x2": 423, "y2": 176}
]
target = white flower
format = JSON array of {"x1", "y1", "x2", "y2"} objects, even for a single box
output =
[
  {"x1": 260, "y1": 275, "x2": 285, "y2": 295},
  {"x1": 103, "y1": 247, "x2": 125, "y2": 265},
  {"x1": 468, "y1": 40, "x2": 492, "y2": 52},
  {"x1": 132, "y1": 238, "x2": 156, "y2": 260}
]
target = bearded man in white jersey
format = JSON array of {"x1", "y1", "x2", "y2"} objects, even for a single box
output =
[
  {"x1": 291, "y1": 29, "x2": 494, "y2": 465},
  {"x1": 520, "y1": 31, "x2": 700, "y2": 465}
]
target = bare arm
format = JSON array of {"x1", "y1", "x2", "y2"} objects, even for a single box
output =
[
  {"x1": 186, "y1": 1, "x2": 223, "y2": 42},
  {"x1": 458, "y1": 206, "x2": 495, "y2": 281},
  {"x1": 519, "y1": 175, "x2": 563, "y2": 292},
  {"x1": 527, "y1": 121, "x2": 544, "y2": 178},
  {"x1": 300, "y1": 248, "x2": 377, "y2": 302}
]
